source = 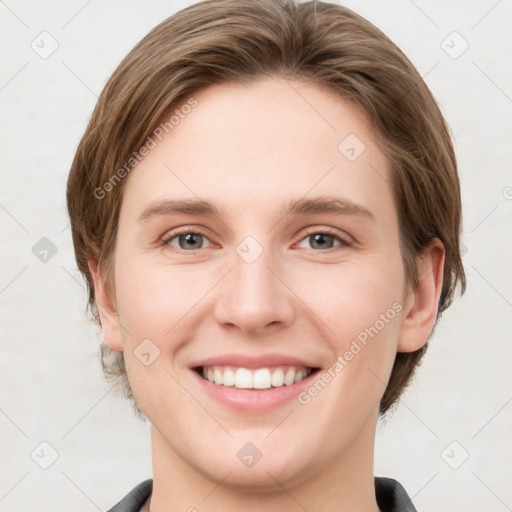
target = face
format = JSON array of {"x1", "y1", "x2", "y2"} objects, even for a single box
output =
[{"x1": 94, "y1": 77, "x2": 436, "y2": 491}]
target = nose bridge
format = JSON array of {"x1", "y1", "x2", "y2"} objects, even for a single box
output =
[
  {"x1": 214, "y1": 234, "x2": 293, "y2": 333},
  {"x1": 234, "y1": 236, "x2": 275, "y2": 296}
]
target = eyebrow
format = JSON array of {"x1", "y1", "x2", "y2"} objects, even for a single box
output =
[{"x1": 137, "y1": 196, "x2": 374, "y2": 223}]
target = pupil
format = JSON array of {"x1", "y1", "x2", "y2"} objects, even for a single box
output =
[
  {"x1": 182, "y1": 233, "x2": 200, "y2": 249},
  {"x1": 312, "y1": 233, "x2": 331, "y2": 249}
]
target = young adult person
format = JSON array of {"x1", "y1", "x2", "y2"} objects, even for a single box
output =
[{"x1": 66, "y1": 1, "x2": 466, "y2": 510}]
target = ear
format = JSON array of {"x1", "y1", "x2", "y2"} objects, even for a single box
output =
[
  {"x1": 397, "y1": 239, "x2": 445, "y2": 353},
  {"x1": 88, "y1": 258, "x2": 123, "y2": 352}
]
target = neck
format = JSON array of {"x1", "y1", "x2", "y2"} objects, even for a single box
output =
[{"x1": 148, "y1": 416, "x2": 380, "y2": 512}]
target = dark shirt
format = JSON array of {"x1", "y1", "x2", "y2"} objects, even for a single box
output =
[{"x1": 107, "y1": 476, "x2": 418, "y2": 511}]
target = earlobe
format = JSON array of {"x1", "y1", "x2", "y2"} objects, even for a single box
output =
[
  {"x1": 397, "y1": 239, "x2": 445, "y2": 353},
  {"x1": 88, "y1": 258, "x2": 123, "y2": 352}
]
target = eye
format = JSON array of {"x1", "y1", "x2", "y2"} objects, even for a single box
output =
[
  {"x1": 161, "y1": 227, "x2": 352, "y2": 253},
  {"x1": 295, "y1": 228, "x2": 352, "y2": 251},
  {"x1": 162, "y1": 229, "x2": 214, "y2": 252}
]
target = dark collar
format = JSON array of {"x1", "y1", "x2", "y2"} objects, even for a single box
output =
[
  {"x1": 107, "y1": 476, "x2": 417, "y2": 512},
  {"x1": 375, "y1": 476, "x2": 418, "y2": 512}
]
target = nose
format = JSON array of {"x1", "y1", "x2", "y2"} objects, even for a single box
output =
[{"x1": 213, "y1": 241, "x2": 295, "y2": 335}]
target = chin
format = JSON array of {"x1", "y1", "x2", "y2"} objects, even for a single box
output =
[{"x1": 196, "y1": 434, "x2": 320, "y2": 492}]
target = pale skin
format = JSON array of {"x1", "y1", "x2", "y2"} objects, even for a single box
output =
[{"x1": 89, "y1": 77, "x2": 444, "y2": 511}]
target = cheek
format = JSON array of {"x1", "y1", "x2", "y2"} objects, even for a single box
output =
[
  {"x1": 303, "y1": 259, "x2": 404, "y2": 399},
  {"x1": 302, "y1": 258, "x2": 404, "y2": 343},
  {"x1": 115, "y1": 258, "x2": 196, "y2": 410},
  {"x1": 114, "y1": 253, "x2": 206, "y2": 336}
]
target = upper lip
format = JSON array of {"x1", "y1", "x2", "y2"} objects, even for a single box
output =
[{"x1": 191, "y1": 354, "x2": 320, "y2": 369}]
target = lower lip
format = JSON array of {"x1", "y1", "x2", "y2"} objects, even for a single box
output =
[{"x1": 190, "y1": 369, "x2": 318, "y2": 412}]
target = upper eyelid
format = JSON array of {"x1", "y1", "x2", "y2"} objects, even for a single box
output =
[
  {"x1": 161, "y1": 227, "x2": 216, "y2": 246},
  {"x1": 301, "y1": 227, "x2": 352, "y2": 242}
]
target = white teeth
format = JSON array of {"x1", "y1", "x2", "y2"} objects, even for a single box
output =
[
  {"x1": 234, "y1": 368, "x2": 253, "y2": 389},
  {"x1": 214, "y1": 369, "x2": 223, "y2": 385},
  {"x1": 253, "y1": 369, "x2": 272, "y2": 389},
  {"x1": 199, "y1": 365, "x2": 313, "y2": 389},
  {"x1": 294, "y1": 369, "x2": 307, "y2": 383},
  {"x1": 223, "y1": 368, "x2": 235, "y2": 387},
  {"x1": 284, "y1": 368, "x2": 295, "y2": 386},
  {"x1": 271, "y1": 368, "x2": 284, "y2": 387}
]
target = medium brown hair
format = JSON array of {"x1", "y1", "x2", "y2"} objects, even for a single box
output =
[{"x1": 66, "y1": 0, "x2": 466, "y2": 418}]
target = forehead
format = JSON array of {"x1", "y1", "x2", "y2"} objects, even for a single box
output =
[{"x1": 120, "y1": 77, "x2": 395, "y2": 228}]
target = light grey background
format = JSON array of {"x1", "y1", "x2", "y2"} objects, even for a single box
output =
[{"x1": 1, "y1": 0, "x2": 511, "y2": 510}]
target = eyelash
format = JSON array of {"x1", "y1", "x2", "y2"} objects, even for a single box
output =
[{"x1": 161, "y1": 227, "x2": 353, "y2": 254}]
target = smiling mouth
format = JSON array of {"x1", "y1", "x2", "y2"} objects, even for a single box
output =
[{"x1": 194, "y1": 365, "x2": 320, "y2": 390}]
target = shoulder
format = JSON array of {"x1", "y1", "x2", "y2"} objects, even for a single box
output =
[
  {"x1": 375, "y1": 476, "x2": 417, "y2": 512},
  {"x1": 106, "y1": 479, "x2": 153, "y2": 512}
]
